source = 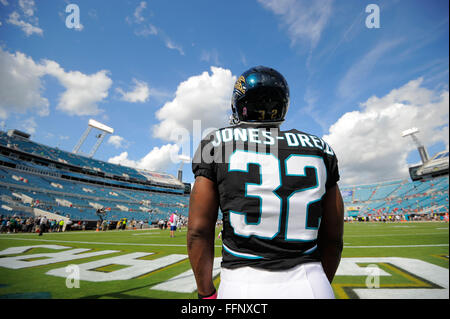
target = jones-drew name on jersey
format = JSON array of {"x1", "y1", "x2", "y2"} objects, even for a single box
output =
[{"x1": 208, "y1": 127, "x2": 334, "y2": 154}]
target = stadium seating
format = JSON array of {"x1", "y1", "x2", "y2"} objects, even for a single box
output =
[
  {"x1": 1, "y1": 130, "x2": 189, "y2": 224},
  {"x1": 341, "y1": 176, "x2": 449, "y2": 219},
  {"x1": 0, "y1": 131, "x2": 182, "y2": 189}
]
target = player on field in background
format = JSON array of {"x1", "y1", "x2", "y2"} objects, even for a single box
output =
[
  {"x1": 169, "y1": 212, "x2": 178, "y2": 238},
  {"x1": 187, "y1": 66, "x2": 344, "y2": 299}
]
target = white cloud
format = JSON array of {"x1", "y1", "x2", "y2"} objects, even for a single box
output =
[
  {"x1": 19, "y1": 117, "x2": 37, "y2": 135},
  {"x1": 127, "y1": 1, "x2": 184, "y2": 56},
  {"x1": 152, "y1": 67, "x2": 236, "y2": 142},
  {"x1": 116, "y1": 79, "x2": 150, "y2": 103},
  {"x1": 0, "y1": 0, "x2": 9, "y2": 6},
  {"x1": 257, "y1": 0, "x2": 333, "y2": 49},
  {"x1": 0, "y1": 48, "x2": 49, "y2": 119},
  {"x1": 134, "y1": 23, "x2": 157, "y2": 37},
  {"x1": 323, "y1": 78, "x2": 449, "y2": 186},
  {"x1": 127, "y1": 1, "x2": 152, "y2": 34},
  {"x1": 107, "y1": 151, "x2": 137, "y2": 168},
  {"x1": 165, "y1": 38, "x2": 185, "y2": 55},
  {"x1": 133, "y1": 1, "x2": 147, "y2": 23},
  {"x1": 19, "y1": 0, "x2": 35, "y2": 17},
  {"x1": 298, "y1": 87, "x2": 329, "y2": 133},
  {"x1": 108, "y1": 143, "x2": 181, "y2": 172},
  {"x1": 43, "y1": 60, "x2": 112, "y2": 116},
  {"x1": 6, "y1": 11, "x2": 42, "y2": 36},
  {"x1": 0, "y1": 47, "x2": 112, "y2": 118},
  {"x1": 6, "y1": 0, "x2": 43, "y2": 36},
  {"x1": 126, "y1": 1, "x2": 148, "y2": 25},
  {"x1": 240, "y1": 51, "x2": 248, "y2": 66},
  {"x1": 337, "y1": 39, "x2": 402, "y2": 99},
  {"x1": 201, "y1": 49, "x2": 220, "y2": 65},
  {"x1": 107, "y1": 135, "x2": 126, "y2": 149}
]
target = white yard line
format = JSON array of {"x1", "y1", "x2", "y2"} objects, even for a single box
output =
[
  {"x1": 0, "y1": 237, "x2": 196, "y2": 247},
  {"x1": 344, "y1": 232, "x2": 447, "y2": 237},
  {"x1": 344, "y1": 244, "x2": 449, "y2": 248},
  {"x1": 0, "y1": 237, "x2": 448, "y2": 249}
]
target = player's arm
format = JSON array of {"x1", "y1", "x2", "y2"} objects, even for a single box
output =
[
  {"x1": 317, "y1": 183, "x2": 344, "y2": 283},
  {"x1": 187, "y1": 176, "x2": 219, "y2": 297}
]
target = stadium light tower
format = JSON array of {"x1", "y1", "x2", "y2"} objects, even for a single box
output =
[
  {"x1": 73, "y1": 119, "x2": 114, "y2": 158},
  {"x1": 177, "y1": 155, "x2": 191, "y2": 182},
  {"x1": 402, "y1": 127, "x2": 429, "y2": 164}
]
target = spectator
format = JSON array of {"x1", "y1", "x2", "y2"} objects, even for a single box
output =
[
  {"x1": 0, "y1": 218, "x2": 6, "y2": 233},
  {"x1": 39, "y1": 216, "x2": 47, "y2": 236},
  {"x1": 58, "y1": 219, "x2": 64, "y2": 232},
  {"x1": 169, "y1": 212, "x2": 178, "y2": 238}
]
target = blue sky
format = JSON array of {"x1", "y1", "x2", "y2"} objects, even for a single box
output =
[{"x1": 0, "y1": 0, "x2": 448, "y2": 186}]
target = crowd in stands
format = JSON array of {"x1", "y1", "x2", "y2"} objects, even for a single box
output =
[
  {"x1": 342, "y1": 176, "x2": 449, "y2": 221},
  {"x1": 0, "y1": 214, "x2": 69, "y2": 234},
  {"x1": 95, "y1": 218, "x2": 150, "y2": 231},
  {"x1": 0, "y1": 213, "x2": 182, "y2": 233},
  {"x1": 0, "y1": 166, "x2": 189, "y2": 222},
  {"x1": 345, "y1": 212, "x2": 449, "y2": 222}
]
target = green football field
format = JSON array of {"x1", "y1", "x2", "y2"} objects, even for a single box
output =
[{"x1": 0, "y1": 221, "x2": 448, "y2": 299}]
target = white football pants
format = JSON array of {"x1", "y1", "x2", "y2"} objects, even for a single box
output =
[{"x1": 218, "y1": 262, "x2": 335, "y2": 299}]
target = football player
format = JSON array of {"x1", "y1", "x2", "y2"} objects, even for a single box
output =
[{"x1": 187, "y1": 66, "x2": 344, "y2": 299}]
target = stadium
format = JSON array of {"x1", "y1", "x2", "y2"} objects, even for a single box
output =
[
  {"x1": 0, "y1": 127, "x2": 190, "y2": 228},
  {"x1": 0, "y1": 122, "x2": 448, "y2": 300},
  {"x1": 341, "y1": 164, "x2": 449, "y2": 222},
  {"x1": 0, "y1": 1, "x2": 448, "y2": 303},
  {"x1": 341, "y1": 128, "x2": 449, "y2": 222}
]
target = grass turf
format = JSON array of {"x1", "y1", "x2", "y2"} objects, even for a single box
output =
[{"x1": 0, "y1": 222, "x2": 447, "y2": 299}]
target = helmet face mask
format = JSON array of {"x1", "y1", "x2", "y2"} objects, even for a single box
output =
[{"x1": 231, "y1": 66, "x2": 289, "y2": 126}]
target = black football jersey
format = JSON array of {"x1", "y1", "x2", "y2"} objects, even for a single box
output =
[{"x1": 192, "y1": 124, "x2": 340, "y2": 270}]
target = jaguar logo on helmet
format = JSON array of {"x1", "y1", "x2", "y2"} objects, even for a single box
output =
[
  {"x1": 231, "y1": 66, "x2": 290, "y2": 126},
  {"x1": 234, "y1": 75, "x2": 246, "y2": 95}
]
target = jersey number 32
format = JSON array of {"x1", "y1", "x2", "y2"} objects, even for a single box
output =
[{"x1": 228, "y1": 150, "x2": 326, "y2": 242}]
